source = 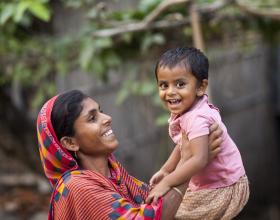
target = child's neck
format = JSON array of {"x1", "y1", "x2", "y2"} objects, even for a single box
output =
[{"x1": 174, "y1": 96, "x2": 203, "y2": 118}]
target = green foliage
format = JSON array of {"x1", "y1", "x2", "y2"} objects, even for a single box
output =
[
  {"x1": 0, "y1": 0, "x2": 279, "y2": 125},
  {"x1": 0, "y1": 0, "x2": 50, "y2": 25},
  {"x1": 141, "y1": 33, "x2": 165, "y2": 53},
  {"x1": 139, "y1": 0, "x2": 162, "y2": 14}
]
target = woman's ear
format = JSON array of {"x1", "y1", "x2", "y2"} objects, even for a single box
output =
[
  {"x1": 60, "y1": 136, "x2": 79, "y2": 152},
  {"x1": 197, "y1": 79, "x2": 208, "y2": 97}
]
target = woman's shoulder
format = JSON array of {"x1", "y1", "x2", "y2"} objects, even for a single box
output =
[{"x1": 63, "y1": 170, "x2": 111, "y2": 190}]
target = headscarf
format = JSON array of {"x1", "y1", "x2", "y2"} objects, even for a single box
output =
[
  {"x1": 37, "y1": 95, "x2": 79, "y2": 187},
  {"x1": 37, "y1": 95, "x2": 163, "y2": 220}
]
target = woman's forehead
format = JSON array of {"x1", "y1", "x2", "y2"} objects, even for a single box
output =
[{"x1": 80, "y1": 98, "x2": 99, "y2": 115}]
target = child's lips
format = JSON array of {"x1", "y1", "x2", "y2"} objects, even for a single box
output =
[{"x1": 167, "y1": 99, "x2": 181, "y2": 105}]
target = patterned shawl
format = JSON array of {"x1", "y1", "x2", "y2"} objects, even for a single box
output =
[{"x1": 37, "y1": 96, "x2": 162, "y2": 220}]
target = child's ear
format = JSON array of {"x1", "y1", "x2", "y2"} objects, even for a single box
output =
[
  {"x1": 197, "y1": 79, "x2": 208, "y2": 97},
  {"x1": 60, "y1": 136, "x2": 79, "y2": 152}
]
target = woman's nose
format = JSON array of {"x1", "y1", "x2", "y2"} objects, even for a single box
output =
[{"x1": 102, "y1": 113, "x2": 112, "y2": 125}]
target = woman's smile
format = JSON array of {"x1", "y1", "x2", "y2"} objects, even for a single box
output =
[{"x1": 73, "y1": 98, "x2": 119, "y2": 155}]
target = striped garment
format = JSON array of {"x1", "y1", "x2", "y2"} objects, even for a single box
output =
[{"x1": 37, "y1": 96, "x2": 162, "y2": 220}]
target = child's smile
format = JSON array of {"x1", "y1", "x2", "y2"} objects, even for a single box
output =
[
  {"x1": 157, "y1": 65, "x2": 205, "y2": 115},
  {"x1": 166, "y1": 98, "x2": 183, "y2": 112}
]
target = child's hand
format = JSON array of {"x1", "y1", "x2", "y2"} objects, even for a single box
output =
[
  {"x1": 146, "y1": 180, "x2": 171, "y2": 204},
  {"x1": 149, "y1": 170, "x2": 168, "y2": 187},
  {"x1": 149, "y1": 170, "x2": 168, "y2": 188}
]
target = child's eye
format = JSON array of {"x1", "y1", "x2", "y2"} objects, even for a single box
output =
[
  {"x1": 176, "y1": 81, "x2": 186, "y2": 88},
  {"x1": 158, "y1": 82, "x2": 168, "y2": 90}
]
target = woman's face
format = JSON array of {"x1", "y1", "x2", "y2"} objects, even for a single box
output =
[{"x1": 72, "y1": 97, "x2": 119, "y2": 156}]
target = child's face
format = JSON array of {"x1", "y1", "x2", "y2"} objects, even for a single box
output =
[{"x1": 157, "y1": 65, "x2": 206, "y2": 115}]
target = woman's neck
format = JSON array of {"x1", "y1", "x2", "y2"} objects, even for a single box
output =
[{"x1": 79, "y1": 154, "x2": 110, "y2": 177}]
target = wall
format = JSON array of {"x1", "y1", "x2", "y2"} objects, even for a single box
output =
[
  {"x1": 57, "y1": 44, "x2": 280, "y2": 205},
  {"x1": 209, "y1": 45, "x2": 280, "y2": 209},
  {"x1": 52, "y1": 0, "x2": 280, "y2": 214}
]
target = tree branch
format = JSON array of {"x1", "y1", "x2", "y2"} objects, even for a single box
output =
[
  {"x1": 198, "y1": 0, "x2": 235, "y2": 13},
  {"x1": 143, "y1": 0, "x2": 191, "y2": 24},
  {"x1": 93, "y1": 0, "x2": 191, "y2": 38},
  {"x1": 92, "y1": 18, "x2": 190, "y2": 37},
  {"x1": 235, "y1": 0, "x2": 280, "y2": 20},
  {"x1": 92, "y1": 0, "x2": 235, "y2": 38}
]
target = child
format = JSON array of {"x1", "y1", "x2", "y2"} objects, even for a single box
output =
[{"x1": 148, "y1": 46, "x2": 249, "y2": 220}]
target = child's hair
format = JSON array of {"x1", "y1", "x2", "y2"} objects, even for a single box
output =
[{"x1": 155, "y1": 46, "x2": 209, "y2": 82}]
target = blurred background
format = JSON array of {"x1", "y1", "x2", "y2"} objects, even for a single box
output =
[{"x1": 0, "y1": 0, "x2": 280, "y2": 219}]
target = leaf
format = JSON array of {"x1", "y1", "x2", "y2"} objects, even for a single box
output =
[
  {"x1": 104, "y1": 51, "x2": 121, "y2": 67},
  {"x1": 95, "y1": 37, "x2": 113, "y2": 50},
  {"x1": 31, "y1": 88, "x2": 45, "y2": 108},
  {"x1": 139, "y1": 81, "x2": 155, "y2": 95},
  {"x1": 80, "y1": 39, "x2": 95, "y2": 70},
  {"x1": 116, "y1": 87, "x2": 130, "y2": 105},
  {"x1": 56, "y1": 61, "x2": 68, "y2": 75},
  {"x1": 0, "y1": 4, "x2": 15, "y2": 25},
  {"x1": 139, "y1": 0, "x2": 161, "y2": 13},
  {"x1": 14, "y1": 1, "x2": 30, "y2": 22},
  {"x1": 28, "y1": 1, "x2": 51, "y2": 21},
  {"x1": 121, "y1": 32, "x2": 133, "y2": 43},
  {"x1": 183, "y1": 27, "x2": 192, "y2": 36},
  {"x1": 87, "y1": 7, "x2": 98, "y2": 19},
  {"x1": 141, "y1": 33, "x2": 165, "y2": 53},
  {"x1": 90, "y1": 57, "x2": 105, "y2": 78}
]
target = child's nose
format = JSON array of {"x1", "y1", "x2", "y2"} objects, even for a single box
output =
[{"x1": 167, "y1": 86, "x2": 176, "y2": 95}]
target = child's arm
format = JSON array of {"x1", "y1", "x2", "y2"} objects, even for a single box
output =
[
  {"x1": 149, "y1": 144, "x2": 181, "y2": 186},
  {"x1": 148, "y1": 135, "x2": 209, "y2": 200},
  {"x1": 165, "y1": 135, "x2": 209, "y2": 186}
]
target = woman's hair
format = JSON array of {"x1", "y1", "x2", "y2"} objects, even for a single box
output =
[
  {"x1": 155, "y1": 46, "x2": 209, "y2": 82},
  {"x1": 51, "y1": 90, "x2": 88, "y2": 141}
]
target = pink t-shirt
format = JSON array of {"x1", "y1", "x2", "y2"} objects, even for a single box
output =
[{"x1": 168, "y1": 95, "x2": 245, "y2": 191}]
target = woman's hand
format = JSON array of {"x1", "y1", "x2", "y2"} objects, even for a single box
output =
[
  {"x1": 146, "y1": 179, "x2": 171, "y2": 204},
  {"x1": 179, "y1": 131, "x2": 192, "y2": 162},
  {"x1": 179, "y1": 123, "x2": 222, "y2": 164},
  {"x1": 149, "y1": 170, "x2": 169, "y2": 188},
  {"x1": 208, "y1": 122, "x2": 223, "y2": 161}
]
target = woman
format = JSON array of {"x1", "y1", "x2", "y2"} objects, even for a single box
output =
[{"x1": 37, "y1": 90, "x2": 222, "y2": 220}]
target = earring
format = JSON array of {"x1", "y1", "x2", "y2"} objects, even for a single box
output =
[{"x1": 74, "y1": 151, "x2": 78, "y2": 159}]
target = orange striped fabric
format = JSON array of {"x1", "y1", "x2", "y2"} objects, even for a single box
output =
[
  {"x1": 37, "y1": 96, "x2": 163, "y2": 220},
  {"x1": 52, "y1": 158, "x2": 163, "y2": 220}
]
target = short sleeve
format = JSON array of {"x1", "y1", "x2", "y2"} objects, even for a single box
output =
[{"x1": 181, "y1": 111, "x2": 211, "y2": 141}]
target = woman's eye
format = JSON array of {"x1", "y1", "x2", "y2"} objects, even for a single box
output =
[{"x1": 89, "y1": 116, "x2": 96, "y2": 122}]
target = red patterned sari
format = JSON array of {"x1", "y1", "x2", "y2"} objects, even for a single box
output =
[{"x1": 37, "y1": 96, "x2": 162, "y2": 220}]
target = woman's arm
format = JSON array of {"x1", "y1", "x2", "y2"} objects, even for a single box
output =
[{"x1": 161, "y1": 184, "x2": 187, "y2": 220}]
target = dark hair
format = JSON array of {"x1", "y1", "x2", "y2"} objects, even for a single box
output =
[
  {"x1": 155, "y1": 46, "x2": 209, "y2": 82},
  {"x1": 51, "y1": 90, "x2": 88, "y2": 141}
]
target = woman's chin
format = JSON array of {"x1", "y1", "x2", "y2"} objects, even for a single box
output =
[{"x1": 110, "y1": 140, "x2": 119, "y2": 151}]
